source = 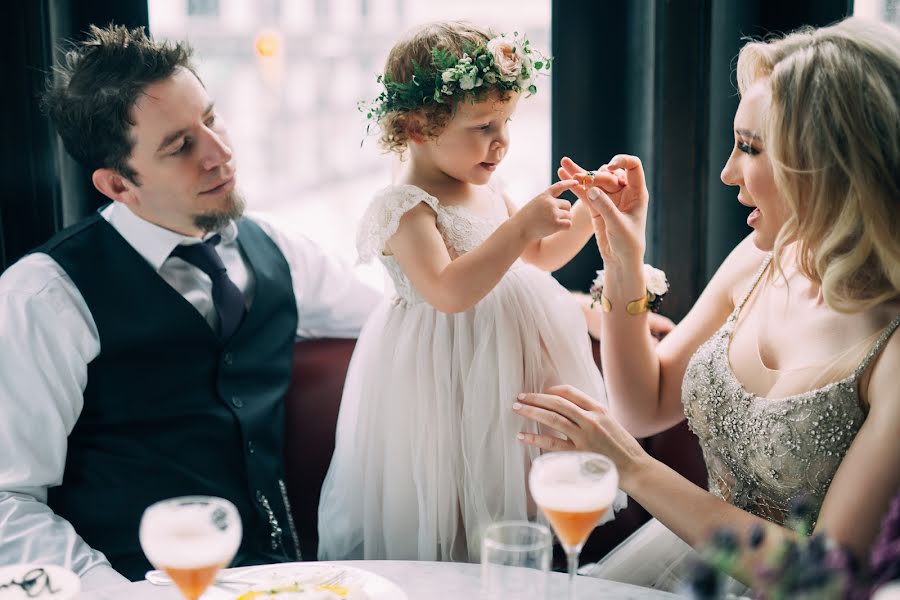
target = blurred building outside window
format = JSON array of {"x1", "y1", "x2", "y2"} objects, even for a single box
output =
[
  {"x1": 854, "y1": 0, "x2": 900, "y2": 24},
  {"x1": 149, "y1": 0, "x2": 552, "y2": 291}
]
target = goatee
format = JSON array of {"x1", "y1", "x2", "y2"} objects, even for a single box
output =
[{"x1": 193, "y1": 189, "x2": 246, "y2": 232}]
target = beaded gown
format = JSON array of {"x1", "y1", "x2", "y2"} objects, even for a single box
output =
[
  {"x1": 317, "y1": 184, "x2": 626, "y2": 562},
  {"x1": 590, "y1": 254, "x2": 900, "y2": 592}
]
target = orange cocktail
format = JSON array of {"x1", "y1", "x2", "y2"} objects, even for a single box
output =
[
  {"x1": 161, "y1": 562, "x2": 227, "y2": 600},
  {"x1": 529, "y1": 452, "x2": 619, "y2": 600},
  {"x1": 540, "y1": 506, "x2": 609, "y2": 549},
  {"x1": 139, "y1": 496, "x2": 242, "y2": 600}
]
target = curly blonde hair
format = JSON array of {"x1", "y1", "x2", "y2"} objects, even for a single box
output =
[
  {"x1": 736, "y1": 17, "x2": 900, "y2": 313},
  {"x1": 378, "y1": 21, "x2": 509, "y2": 154}
]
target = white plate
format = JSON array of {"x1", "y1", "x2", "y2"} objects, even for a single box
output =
[
  {"x1": 0, "y1": 564, "x2": 80, "y2": 600},
  {"x1": 206, "y1": 563, "x2": 408, "y2": 600}
]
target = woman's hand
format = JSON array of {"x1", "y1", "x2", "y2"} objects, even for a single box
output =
[
  {"x1": 558, "y1": 155, "x2": 649, "y2": 268},
  {"x1": 514, "y1": 384, "x2": 652, "y2": 489}
]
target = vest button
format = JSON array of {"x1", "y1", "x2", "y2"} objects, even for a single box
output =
[
  {"x1": 231, "y1": 396, "x2": 244, "y2": 408},
  {"x1": 247, "y1": 441, "x2": 256, "y2": 454},
  {"x1": 223, "y1": 352, "x2": 234, "y2": 366}
]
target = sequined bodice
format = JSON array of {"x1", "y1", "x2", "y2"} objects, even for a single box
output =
[
  {"x1": 356, "y1": 185, "x2": 507, "y2": 306},
  {"x1": 682, "y1": 255, "x2": 899, "y2": 524}
]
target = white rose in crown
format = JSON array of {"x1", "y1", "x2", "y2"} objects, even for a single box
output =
[
  {"x1": 643, "y1": 264, "x2": 669, "y2": 296},
  {"x1": 516, "y1": 51, "x2": 535, "y2": 87},
  {"x1": 487, "y1": 35, "x2": 523, "y2": 82}
]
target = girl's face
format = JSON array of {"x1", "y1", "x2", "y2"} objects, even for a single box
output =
[
  {"x1": 720, "y1": 79, "x2": 789, "y2": 251},
  {"x1": 418, "y1": 91, "x2": 520, "y2": 186}
]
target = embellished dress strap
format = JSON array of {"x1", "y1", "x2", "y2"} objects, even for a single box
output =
[
  {"x1": 732, "y1": 253, "x2": 774, "y2": 318},
  {"x1": 851, "y1": 312, "x2": 900, "y2": 379},
  {"x1": 356, "y1": 184, "x2": 441, "y2": 263}
]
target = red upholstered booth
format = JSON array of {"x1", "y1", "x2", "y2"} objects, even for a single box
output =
[{"x1": 283, "y1": 338, "x2": 707, "y2": 564}]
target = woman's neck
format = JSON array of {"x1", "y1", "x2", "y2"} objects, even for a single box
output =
[{"x1": 771, "y1": 244, "x2": 826, "y2": 308}]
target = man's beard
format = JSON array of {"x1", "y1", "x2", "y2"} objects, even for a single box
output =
[{"x1": 193, "y1": 189, "x2": 246, "y2": 232}]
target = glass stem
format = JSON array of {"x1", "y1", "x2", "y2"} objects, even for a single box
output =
[{"x1": 566, "y1": 550, "x2": 578, "y2": 600}]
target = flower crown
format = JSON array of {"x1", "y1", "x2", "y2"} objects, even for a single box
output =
[{"x1": 361, "y1": 32, "x2": 551, "y2": 125}]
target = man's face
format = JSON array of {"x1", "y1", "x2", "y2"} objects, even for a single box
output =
[{"x1": 122, "y1": 67, "x2": 243, "y2": 236}]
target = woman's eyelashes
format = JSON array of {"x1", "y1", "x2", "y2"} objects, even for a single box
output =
[{"x1": 736, "y1": 138, "x2": 760, "y2": 156}]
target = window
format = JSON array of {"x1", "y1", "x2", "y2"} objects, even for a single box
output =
[
  {"x1": 854, "y1": 0, "x2": 899, "y2": 23},
  {"x1": 187, "y1": 0, "x2": 219, "y2": 18},
  {"x1": 149, "y1": 1, "x2": 551, "y2": 290}
]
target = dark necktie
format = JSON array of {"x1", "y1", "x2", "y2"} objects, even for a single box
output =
[{"x1": 170, "y1": 234, "x2": 246, "y2": 341}]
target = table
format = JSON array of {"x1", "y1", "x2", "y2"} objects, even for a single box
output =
[{"x1": 78, "y1": 560, "x2": 684, "y2": 599}]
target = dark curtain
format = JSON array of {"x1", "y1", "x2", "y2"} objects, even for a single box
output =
[
  {"x1": 551, "y1": 0, "x2": 852, "y2": 320},
  {"x1": 0, "y1": 0, "x2": 148, "y2": 272}
]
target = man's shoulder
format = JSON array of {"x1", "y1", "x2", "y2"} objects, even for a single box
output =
[{"x1": 0, "y1": 252, "x2": 72, "y2": 300}]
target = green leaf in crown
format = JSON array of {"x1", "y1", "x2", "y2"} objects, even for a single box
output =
[{"x1": 359, "y1": 31, "x2": 552, "y2": 125}]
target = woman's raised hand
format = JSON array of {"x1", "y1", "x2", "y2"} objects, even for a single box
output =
[{"x1": 559, "y1": 155, "x2": 649, "y2": 267}]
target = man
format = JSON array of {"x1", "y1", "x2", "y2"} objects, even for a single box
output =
[{"x1": 0, "y1": 25, "x2": 379, "y2": 589}]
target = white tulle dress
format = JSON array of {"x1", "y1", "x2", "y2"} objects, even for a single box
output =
[{"x1": 317, "y1": 184, "x2": 625, "y2": 562}]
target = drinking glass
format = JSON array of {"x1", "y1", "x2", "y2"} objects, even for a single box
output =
[
  {"x1": 529, "y1": 452, "x2": 618, "y2": 600},
  {"x1": 139, "y1": 496, "x2": 242, "y2": 600},
  {"x1": 480, "y1": 521, "x2": 552, "y2": 600}
]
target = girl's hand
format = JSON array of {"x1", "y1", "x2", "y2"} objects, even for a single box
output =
[
  {"x1": 511, "y1": 180, "x2": 580, "y2": 242},
  {"x1": 513, "y1": 384, "x2": 651, "y2": 488},
  {"x1": 559, "y1": 155, "x2": 649, "y2": 268}
]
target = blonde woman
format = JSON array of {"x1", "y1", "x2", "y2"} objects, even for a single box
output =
[{"x1": 514, "y1": 16, "x2": 900, "y2": 592}]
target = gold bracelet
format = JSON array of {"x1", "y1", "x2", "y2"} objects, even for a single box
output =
[
  {"x1": 600, "y1": 294, "x2": 612, "y2": 313},
  {"x1": 600, "y1": 293, "x2": 650, "y2": 315},
  {"x1": 626, "y1": 293, "x2": 650, "y2": 315}
]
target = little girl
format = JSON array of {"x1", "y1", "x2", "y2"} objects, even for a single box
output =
[{"x1": 318, "y1": 20, "x2": 624, "y2": 562}]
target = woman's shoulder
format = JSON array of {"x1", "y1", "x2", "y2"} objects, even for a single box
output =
[{"x1": 707, "y1": 234, "x2": 772, "y2": 309}]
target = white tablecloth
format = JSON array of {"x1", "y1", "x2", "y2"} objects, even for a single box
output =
[{"x1": 77, "y1": 560, "x2": 684, "y2": 599}]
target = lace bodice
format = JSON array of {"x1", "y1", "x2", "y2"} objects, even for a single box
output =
[
  {"x1": 356, "y1": 184, "x2": 507, "y2": 305},
  {"x1": 683, "y1": 254, "x2": 900, "y2": 525}
]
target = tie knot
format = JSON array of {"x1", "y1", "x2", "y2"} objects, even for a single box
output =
[{"x1": 170, "y1": 234, "x2": 226, "y2": 278}]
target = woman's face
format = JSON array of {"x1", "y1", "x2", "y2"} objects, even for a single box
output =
[{"x1": 720, "y1": 79, "x2": 790, "y2": 251}]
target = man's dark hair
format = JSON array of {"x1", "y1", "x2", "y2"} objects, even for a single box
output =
[{"x1": 41, "y1": 24, "x2": 198, "y2": 184}]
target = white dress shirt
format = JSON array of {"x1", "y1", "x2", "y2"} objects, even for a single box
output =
[{"x1": 0, "y1": 203, "x2": 380, "y2": 589}]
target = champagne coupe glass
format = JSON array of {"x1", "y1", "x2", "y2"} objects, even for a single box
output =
[
  {"x1": 139, "y1": 496, "x2": 242, "y2": 600},
  {"x1": 529, "y1": 452, "x2": 618, "y2": 600}
]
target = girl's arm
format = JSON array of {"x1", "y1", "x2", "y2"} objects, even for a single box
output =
[
  {"x1": 512, "y1": 194, "x2": 594, "y2": 272},
  {"x1": 387, "y1": 180, "x2": 578, "y2": 314},
  {"x1": 515, "y1": 362, "x2": 900, "y2": 587}
]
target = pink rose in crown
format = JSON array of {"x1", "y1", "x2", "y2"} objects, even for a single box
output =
[{"x1": 487, "y1": 35, "x2": 523, "y2": 82}]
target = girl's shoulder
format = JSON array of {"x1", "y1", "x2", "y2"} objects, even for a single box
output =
[{"x1": 356, "y1": 184, "x2": 441, "y2": 263}]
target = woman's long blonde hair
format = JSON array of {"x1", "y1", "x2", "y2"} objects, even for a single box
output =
[{"x1": 736, "y1": 17, "x2": 900, "y2": 312}]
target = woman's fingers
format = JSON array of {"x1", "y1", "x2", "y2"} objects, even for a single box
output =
[
  {"x1": 586, "y1": 187, "x2": 627, "y2": 227},
  {"x1": 517, "y1": 431, "x2": 576, "y2": 451},
  {"x1": 543, "y1": 384, "x2": 605, "y2": 413},
  {"x1": 560, "y1": 156, "x2": 587, "y2": 175},
  {"x1": 606, "y1": 154, "x2": 646, "y2": 190},
  {"x1": 514, "y1": 392, "x2": 592, "y2": 434}
]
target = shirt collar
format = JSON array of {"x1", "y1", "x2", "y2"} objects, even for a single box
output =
[{"x1": 103, "y1": 203, "x2": 239, "y2": 272}]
